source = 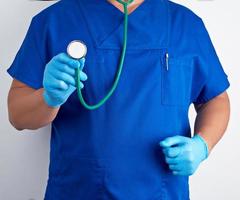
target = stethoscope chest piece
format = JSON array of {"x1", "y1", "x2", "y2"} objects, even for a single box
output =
[{"x1": 67, "y1": 40, "x2": 87, "y2": 60}]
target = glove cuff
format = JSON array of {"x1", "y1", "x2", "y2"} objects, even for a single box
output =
[{"x1": 193, "y1": 134, "x2": 209, "y2": 160}]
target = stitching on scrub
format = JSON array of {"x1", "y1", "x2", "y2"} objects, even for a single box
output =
[
  {"x1": 99, "y1": 168, "x2": 118, "y2": 200},
  {"x1": 87, "y1": 49, "x2": 105, "y2": 63},
  {"x1": 53, "y1": 156, "x2": 106, "y2": 175},
  {"x1": 160, "y1": 175, "x2": 167, "y2": 200},
  {"x1": 98, "y1": 18, "x2": 125, "y2": 47},
  {"x1": 160, "y1": 51, "x2": 165, "y2": 108},
  {"x1": 194, "y1": 18, "x2": 213, "y2": 95},
  {"x1": 93, "y1": 162, "x2": 106, "y2": 200},
  {"x1": 95, "y1": 46, "x2": 169, "y2": 51},
  {"x1": 87, "y1": 0, "x2": 170, "y2": 50},
  {"x1": 31, "y1": 17, "x2": 46, "y2": 67},
  {"x1": 168, "y1": 56, "x2": 192, "y2": 65},
  {"x1": 150, "y1": 171, "x2": 168, "y2": 200},
  {"x1": 165, "y1": 0, "x2": 170, "y2": 49},
  {"x1": 161, "y1": 56, "x2": 193, "y2": 107}
]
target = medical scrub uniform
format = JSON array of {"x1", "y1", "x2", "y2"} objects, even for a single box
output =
[{"x1": 7, "y1": 0, "x2": 230, "y2": 199}]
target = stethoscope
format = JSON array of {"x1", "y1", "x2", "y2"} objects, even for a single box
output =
[{"x1": 67, "y1": 0, "x2": 134, "y2": 110}]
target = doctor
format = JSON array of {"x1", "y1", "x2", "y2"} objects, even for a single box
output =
[{"x1": 7, "y1": 0, "x2": 230, "y2": 199}]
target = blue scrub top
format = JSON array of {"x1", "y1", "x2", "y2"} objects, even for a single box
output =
[{"x1": 7, "y1": 0, "x2": 230, "y2": 199}]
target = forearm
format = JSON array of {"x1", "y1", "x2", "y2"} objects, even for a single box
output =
[
  {"x1": 8, "y1": 87, "x2": 59, "y2": 130},
  {"x1": 194, "y1": 92, "x2": 230, "y2": 153}
]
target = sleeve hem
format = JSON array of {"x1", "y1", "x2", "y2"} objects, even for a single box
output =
[
  {"x1": 7, "y1": 67, "x2": 43, "y2": 90},
  {"x1": 193, "y1": 79, "x2": 230, "y2": 104}
]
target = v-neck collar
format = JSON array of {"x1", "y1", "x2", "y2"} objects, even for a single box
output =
[
  {"x1": 104, "y1": 0, "x2": 150, "y2": 17},
  {"x1": 76, "y1": 0, "x2": 169, "y2": 50}
]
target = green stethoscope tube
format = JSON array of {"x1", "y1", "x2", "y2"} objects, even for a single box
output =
[{"x1": 76, "y1": 0, "x2": 134, "y2": 110}]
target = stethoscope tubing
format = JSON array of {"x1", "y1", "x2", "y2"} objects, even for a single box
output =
[{"x1": 76, "y1": 1, "x2": 132, "y2": 110}]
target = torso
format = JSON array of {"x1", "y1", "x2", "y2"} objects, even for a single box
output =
[{"x1": 42, "y1": 0, "x2": 205, "y2": 199}]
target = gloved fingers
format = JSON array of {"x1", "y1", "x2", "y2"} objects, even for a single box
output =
[
  {"x1": 172, "y1": 167, "x2": 196, "y2": 176},
  {"x1": 172, "y1": 171, "x2": 188, "y2": 176},
  {"x1": 55, "y1": 53, "x2": 81, "y2": 69},
  {"x1": 169, "y1": 163, "x2": 190, "y2": 176},
  {"x1": 167, "y1": 155, "x2": 198, "y2": 176},
  {"x1": 171, "y1": 147, "x2": 194, "y2": 161},
  {"x1": 50, "y1": 71, "x2": 76, "y2": 87},
  {"x1": 169, "y1": 164, "x2": 194, "y2": 176},
  {"x1": 78, "y1": 58, "x2": 86, "y2": 70},
  {"x1": 159, "y1": 136, "x2": 189, "y2": 148},
  {"x1": 52, "y1": 61, "x2": 87, "y2": 82},
  {"x1": 164, "y1": 145, "x2": 195, "y2": 163},
  {"x1": 56, "y1": 63, "x2": 76, "y2": 76},
  {"x1": 78, "y1": 81, "x2": 84, "y2": 89},
  {"x1": 79, "y1": 70, "x2": 88, "y2": 81},
  {"x1": 46, "y1": 77, "x2": 69, "y2": 90},
  {"x1": 162, "y1": 146, "x2": 182, "y2": 158},
  {"x1": 165, "y1": 156, "x2": 182, "y2": 165},
  {"x1": 168, "y1": 164, "x2": 182, "y2": 172},
  {"x1": 66, "y1": 85, "x2": 77, "y2": 94},
  {"x1": 55, "y1": 80, "x2": 69, "y2": 90}
]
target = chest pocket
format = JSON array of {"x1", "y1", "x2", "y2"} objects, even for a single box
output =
[{"x1": 161, "y1": 55, "x2": 193, "y2": 106}]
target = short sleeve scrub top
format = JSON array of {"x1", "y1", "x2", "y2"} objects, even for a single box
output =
[{"x1": 7, "y1": 0, "x2": 230, "y2": 199}]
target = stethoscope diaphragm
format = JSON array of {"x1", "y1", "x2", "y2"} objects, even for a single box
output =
[{"x1": 67, "y1": 40, "x2": 87, "y2": 60}]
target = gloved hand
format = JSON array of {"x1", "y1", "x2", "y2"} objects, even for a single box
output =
[
  {"x1": 159, "y1": 134, "x2": 209, "y2": 176},
  {"x1": 43, "y1": 53, "x2": 88, "y2": 108}
]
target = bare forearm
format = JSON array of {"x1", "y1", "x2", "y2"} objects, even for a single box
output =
[
  {"x1": 194, "y1": 92, "x2": 230, "y2": 152},
  {"x1": 8, "y1": 88, "x2": 59, "y2": 130}
]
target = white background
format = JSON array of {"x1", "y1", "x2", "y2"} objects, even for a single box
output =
[{"x1": 0, "y1": 0, "x2": 239, "y2": 199}]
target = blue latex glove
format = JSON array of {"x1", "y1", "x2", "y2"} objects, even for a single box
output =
[
  {"x1": 43, "y1": 53, "x2": 88, "y2": 107},
  {"x1": 159, "y1": 134, "x2": 209, "y2": 176}
]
